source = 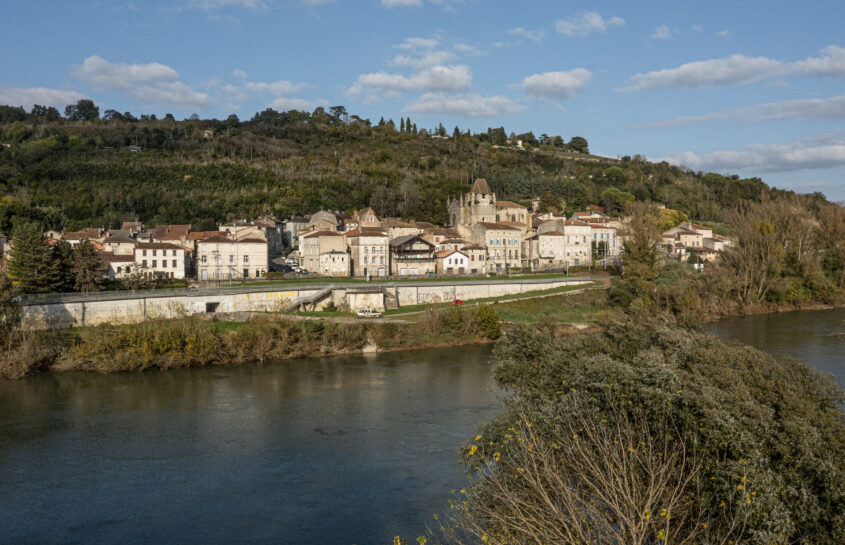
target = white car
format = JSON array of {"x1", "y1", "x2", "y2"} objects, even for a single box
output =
[{"x1": 356, "y1": 307, "x2": 381, "y2": 318}]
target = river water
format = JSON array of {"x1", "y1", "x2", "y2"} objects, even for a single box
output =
[
  {"x1": 706, "y1": 307, "x2": 845, "y2": 386},
  {"x1": 0, "y1": 345, "x2": 502, "y2": 545},
  {"x1": 2, "y1": 310, "x2": 843, "y2": 545}
]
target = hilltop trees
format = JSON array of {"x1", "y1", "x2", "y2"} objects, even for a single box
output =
[{"x1": 64, "y1": 99, "x2": 99, "y2": 121}]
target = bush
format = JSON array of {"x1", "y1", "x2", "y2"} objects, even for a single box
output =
[
  {"x1": 449, "y1": 318, "x2": 845, "y2": 545},
  {"x1": 473, "y1": 304, "x2": 501, "y2": 339}
]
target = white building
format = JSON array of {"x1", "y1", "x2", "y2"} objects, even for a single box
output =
[
  {"x1": 196, "y1": 235, "x2": 269, "y2": 280},
  {"x1": 134, "y1": 243, "x2": 188, "y2": 279}
]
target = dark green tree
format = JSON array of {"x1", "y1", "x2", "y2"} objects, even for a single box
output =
[
  {"x1": 0, "y1": 265, "x2": 21, "y2": 342},
  {"x1": 6, "y1": 223, "x2": 65, "y2": 293},
  {"x1": 72, "y1": 240, "x2": 103, "y2": 292},
  {"x1": 64, "y1": 99, "x2": 100, "y2": 121},
  {"x1": 568, "y1": 135, "x2": 589, "y2": 153}
]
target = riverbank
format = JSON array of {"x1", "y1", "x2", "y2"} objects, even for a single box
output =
[{"x1": 0, "y1": 303, "x2": 504, "y2": 379}]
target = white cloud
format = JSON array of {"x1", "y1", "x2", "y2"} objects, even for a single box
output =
[
  {"x1": 644, "y1": 95, "x2": 845, "y2": 127},
  {"x1": 692, "y1": 25, "x2": 703, "y2": 33},
  {"x1": 650, "y1": 25, "x2": 671, "y2": 40},
  {"x1": 74, "y1": 55, "x2": 210, "y2": 108},
  {"x1": 268, "y1": 97, "x2": 325, "y2": 111},
  {"x1": 453, "y1": 43, "x2": 482, "y2": 56},
  {"x1": 717, "y1": 29, "x2": 731, "y2": 38},
  {"x1": 555, "y1": 11, "x2": 625, "y2": 37},
  {"x1": 232, "y1": 69, "x2": 247, "y2": 78},
  {"x1": 661, "y1": 136, "x2": 845, "y2": 173},
  {"x1": 0, "y1": 87, "x2": 88, "y2": 110},
  {"x1": 404, "y1": 93, "x2": 524, "y2": 117},
  {"x1": 302, "y1": 0, "x2": 334, "y2": 5},
  {"x1": 622, "y1": 54, "x2": 784, "y2": 91},
  {"x1": 392, "y1": 50, "x2": 456, "y2": 69},
  {"x1": 396, "y1": 37, "x2": 439, "y2": 49},
  {"x1": 793, "y1": 45, "x2": 845, "y2": 76},
  {"x1": 347, "y1": 64, "x2": 471, "y2": 96},
  {"x1": 508, "y1": 27, "x2": 545, "y2": 43},
  {"x1": 243, "y1": 80, "x2": 307, "y2": 94},
  {"x1": 522, "y1": 69, "x2": 591, "y2": 100}
]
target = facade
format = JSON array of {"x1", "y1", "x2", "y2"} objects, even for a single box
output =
[
  {"x1": 196, "y1": 235, "x2": 269, "y2": 280},
  {"x1": 102, "y1": 230, "x2": 137, "y2": 255},
  {"x1": 435, "y1": 249, "x2": 470, "y2": 274},
  {"x1": 495, "y1": 200, "x2": 530, "y2": 226},
  {"x1": 460, "y1": 243, "x2": 487, "y2": 274},
  {"x1": 298, "y1": 231, "x2": 345, "y2": 274},
  {"x1": 448, "y1": 178, "x2": 499, "y2": 238},
  {"x1": 389, "y1": 235, "x2": 436, "y2": 276},
  {"x1": 319, "y1": 251, "x2": 350, "y2": 277},
  {"x1": 285, "y1": 216, "x2": 310, "y2": 248},
  {"x1": 346, "y1": 228, "x2": 389, "y2": 277},
  {"x1": 471, "y1": 222, "x2": 522, "y2": 272},
  {"x1": 134, "y1": 243, "x2": 187, "y2": 279},
  {"x1": 589, "y1": 224, "x2": 619, "y2": 256}
]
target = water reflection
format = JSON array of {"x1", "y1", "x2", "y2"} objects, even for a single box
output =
[{"x1": 0, "y1": 345, "x2": 501, "y2": 545}]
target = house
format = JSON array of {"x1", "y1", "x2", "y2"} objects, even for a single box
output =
[
  {"x1": 382, "y1": 218, "x2": 423, "y2": 240},
  {"x1": 100, "y1": 253, "x2": 137, "y2": 280},
  {"x1": 346, "y1": 208, "x2": 382, "y2": 230},
  {"x1": 589, "y1": 224, "x2": 619, "y2": 256},
  {"x1": 196, "y1": 234, "x2": 269, "y2": 280},
  {"x1": 134, "y1": 243, "x2": 188, "y2": 279},
  {"x1": 495, "y1": 200, "x2": 530, "y2": 226},
  {"x1": 120, "y1": 222, "x2": 144, "y2": 235},
  {"x1": 421, "y1": 227, "x2": 461, "y2": 247},
  {"x1": 102, "y1": 230, "x2": 137, "y2": 255},
  {"x1": 436, "y1": 249, "x2": 470, "y2": 274},
  {"x1": 285, "y1": 215, "x2": 310, "y2": 248},
  {"x1": 471, "y1": 222, "x2": 522, "y2": 272},
  {"x1": 389, "y1": 235, "x2": 436, "y2": 276},
  {"x1": 319, "y1": 250, "x2": 350, "y2": 277},
  {"x1": 298, "y1": 231, "x2": 345, "y2": 274},
  {"x1": 61, "y1": 228, "x2": 104, "y2": 247},
  {"x1": 345, "y1": 227, "x2": 389, "y2": 277},
  {"x1": 222, "y1": 216, "x2": 286, "y2": 258},
  {"x1": 529, "y1": 231, "x2": 567, "y2": 268},
  {"x1": 460, "y1": 243, "x2": 487, "y2": 274},
  {"x1": 703, "y1": 234, "x2": 733, "y2": 252}
]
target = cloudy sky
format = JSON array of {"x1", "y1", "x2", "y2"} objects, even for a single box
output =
[{"x1": 2, "y1": 0, "x2": 844, "y2": 200}]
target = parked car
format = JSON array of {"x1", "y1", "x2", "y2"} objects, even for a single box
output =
[{"x1": 356, "y1": 307, "x2": 381, "y2": 318}]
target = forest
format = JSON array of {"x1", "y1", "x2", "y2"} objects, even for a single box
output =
[{"x1": 0, "y1": 100, "x2": 811, "y2": 234}]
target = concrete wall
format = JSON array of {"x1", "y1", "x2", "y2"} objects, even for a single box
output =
[{"x1": 21, "y1": 278, "x2": 590, "y2": 329}]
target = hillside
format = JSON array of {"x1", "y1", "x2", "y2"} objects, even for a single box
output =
[{"x1": 0, "y1": 104, "x2": 824, "y2": 233}]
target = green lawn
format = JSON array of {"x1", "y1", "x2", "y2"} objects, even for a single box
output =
[{"x1": 492, "y1": 290, "x2": 607, "y2": 324}]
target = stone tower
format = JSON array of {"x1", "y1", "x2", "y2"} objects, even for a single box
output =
[{"x1": 447, "y1": 178, "x2": 497, "y2": 238}]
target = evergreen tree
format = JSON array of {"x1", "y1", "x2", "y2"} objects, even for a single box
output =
[
  {"x1": 52, "y1": 240, "x2": 75, "y2": 291},
  {"x1": 378, "y1": 116, "x2": 385, "y2": 126},
  {"x1": 0, "y1": 265, "x2": 21, "y2": 342},
  {"x1": 72, "y1": 240, "x2": 103, "y2": 292},
  {"x1": 7, "y1": 223, "x2": 64, "y2": 293},
  {"x1": 412, "y1": 123, "x2": 417, "y2": 135},
  {"x1": 405, "y1": 117, "x2": 412, "y2": 133},
  {"x1": 400, "y1": 118, "x2": 405, "y2": 132}
]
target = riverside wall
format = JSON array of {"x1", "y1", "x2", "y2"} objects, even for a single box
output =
[{"x1": 20, "y1": 277, "x2": 590, "y2": 329}]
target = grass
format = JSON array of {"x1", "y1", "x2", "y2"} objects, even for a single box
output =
[{"x1": 492, "y1": 290, "x2": 607, "y2": 325}]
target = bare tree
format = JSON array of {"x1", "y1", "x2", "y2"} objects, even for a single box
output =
[{"x1": 440, "y1": 399, "x2": 754, "y2": 545}]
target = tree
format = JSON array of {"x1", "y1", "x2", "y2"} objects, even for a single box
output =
[
  {"x1": 618, "y1": 202, "x2": 663, "y2": 301},
  {"x1": 30, "y1": 104, "x2": 60, "y2": 121},
  {"x1": 568, "y1": 135, "x2": 589, "y2": 153},
  {"x1": 538, "y1": 192, "x2": 563, "y2": 214},
  {"x1": 64, "y1": 99, "x2": 99, "y2": 121},
  {"x1": 121, "y1": 263, "x2": 151, "y2": 292},
  {"x1": 329, "y1": 105, "x2": 347, "y2": 123},
  {"x1": 447, "y1": 320, "x2": 845, "y2": 545},
  {"x1": 0, "y1": 264, "x2": 21, "y2": 343},
  {"x1": 6, "y1": 223, "x2": 65, "y2": 293},
  {"x1": 72, "y1": 240, "x2": 103, "y2": 292},
  {"x1": 400, "y1": 118, "x2": 405, "y2": 132},
  {"x1": 600, "y1": 187, "x2": 635, "y2": 214}
]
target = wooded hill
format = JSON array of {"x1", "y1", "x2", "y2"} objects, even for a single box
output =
[{"x1": 0, "y1": 103, "x2": 827, "y2": 234}]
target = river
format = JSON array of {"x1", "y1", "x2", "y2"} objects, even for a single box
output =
[
  {"x1": 0, "y1": 345, "x2": 502, "y2": 545},
  {"x1": 706, "y1": 307, "x2": 845, "y2": 386},
  {"x1": 2, "y1": 310, "x2": 843, "y2": 545}
]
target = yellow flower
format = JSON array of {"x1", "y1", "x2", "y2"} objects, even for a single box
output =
[
  {"x1": 475, "y1": 435, "x2": 482, "y2": 441},
  {"x1": 468, "y1": 445, "x2": 478, "y2": 456}
]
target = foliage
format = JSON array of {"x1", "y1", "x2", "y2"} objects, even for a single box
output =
[
  {"x1": 72, "y1": 240, "x2": 103, "y2": 292},
  {"x1": 0, "y1": 264, "x2": 21, "y2": 342},
  {"x1": 448, "y1": 319, "x2": 845, "y2": 545},
  {"x1": 6, "y1": 222, "x2": 66, "y2": 293}
]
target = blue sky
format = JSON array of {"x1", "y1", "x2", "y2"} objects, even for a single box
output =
[{"x1": 2, "y1": 0, "x2": 845, "y2": 200}]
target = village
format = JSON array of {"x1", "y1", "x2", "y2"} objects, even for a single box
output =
[{"x1": 0, "y1": 178, "x2": 732, "y2": 286}]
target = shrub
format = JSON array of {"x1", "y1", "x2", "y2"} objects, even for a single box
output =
[
  {"x1": 473, "y1": 304, "x2": 501, "y2": 339},
  {"x1": 448, "y1": 318, "x2": 845, "y2": 545}
]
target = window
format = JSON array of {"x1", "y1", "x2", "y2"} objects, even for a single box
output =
[
  {"x1": 243, "y1": 268, "x2": 249, "y2": 278},
  {"x1": 230, "y1": 255, "x2": 235, "y2": 264},
  {"x1": 142, "y1": 249, "x2": 147, "y2": 257},
  {"x1": 142, "y1": 260, "x2": 147, "y2": 267},
  {"x1": 243, "y1": 255, "x2": 249, "y2": 264},
  {"x1": 172, "y1": 260, "x2": 177, "y2": 268},
  {"x1": 153, "y1": 250, "x2": 157, "y2": 257},
  {"x1": 201, "y1": 255, "x2": 207, "y2": 264},
  {"x1": 152, "y1": 260, "x2": 157, "y2": 267}
]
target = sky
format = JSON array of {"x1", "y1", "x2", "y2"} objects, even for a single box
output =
[{"x1": 2, "y1": 0, "x2": 845, "y2": 201}]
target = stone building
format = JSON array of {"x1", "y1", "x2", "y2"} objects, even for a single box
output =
[
  {"x1": 447, "y1": 178, "x2": 499, "y2": 238},
  {"x1": 345, "y1": 227, "x2": 389, "y2": 277}
]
